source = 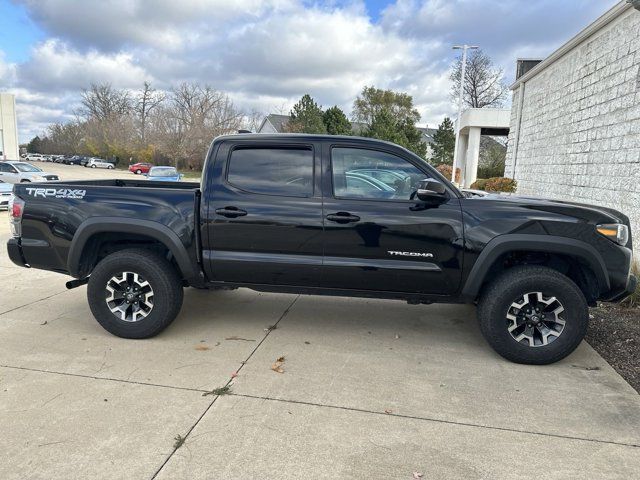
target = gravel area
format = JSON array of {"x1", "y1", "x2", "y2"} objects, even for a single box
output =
[{"x1": 587, "y1": 303, "x2": 640, "y2": 393}]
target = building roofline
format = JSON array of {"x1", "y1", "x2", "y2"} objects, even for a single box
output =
[{"x1": 510, "y1": 1, "x2": 634, "y2": 89}]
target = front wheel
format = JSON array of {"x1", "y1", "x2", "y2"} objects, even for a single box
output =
[
  {"x1": 91, "y1": 164, "x2": 97, "y2": 168},
  {"x1": 87, "y1": 249, "x2": 184, "y2": 338},
  {"x1": 477, "y1": 266, "x2": 588, "y2": 365},
  {"x1": 108, "y1": 165, "x2": 114, "y2": 169},
  {"x1": 135, "y1": 169, "x2": 142, "y2": 174}
]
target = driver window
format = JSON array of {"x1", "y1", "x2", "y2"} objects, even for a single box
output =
[{"x1": 331, "y1": 147, "x2": 428, "y2": 200}]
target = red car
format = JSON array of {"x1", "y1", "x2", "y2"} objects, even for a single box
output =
[{"x1": 129, "y1": 162, "x2": 152, "y2": 174}]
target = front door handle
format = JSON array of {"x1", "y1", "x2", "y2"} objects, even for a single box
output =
[
  {"x1": 215, "y1": 206, "x2": 247, "y2": 218},
  {"x1": 326, "y1": 212, "x2": 360, "y2": 224}
]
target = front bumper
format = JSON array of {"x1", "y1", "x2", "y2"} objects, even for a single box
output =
[
  {"x1": 7, "y1": 238, "x2": 27, "y2": 268},
  {"x1": 606, "y1": 274, "x2": 637, "y2": 303}
]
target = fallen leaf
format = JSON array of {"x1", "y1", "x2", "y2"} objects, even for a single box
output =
[
  {"x1": 40, "y1": 321, "x2": 48, "y2": 326},
  {"x1": 304, "y1": 341, "x2": 310, "y2": 345},
  {"x1": 194, "y1": 344, "x2": 210, "y2": 351},
  {"x1": 231, "y1": 372, "x2": 238, "y2": 379},
  {"x1": 271, "y1": 356, "x2": 286, "y2": 373},
  {"x1": 384, "y1": 409, "x2": 393, "y2": 414},
  {"x1": 395, "y1": 334, "x2": 400, "y2": 339},
  {"x1": 413, "y1": 472, "x2": 423, "y2": 479},
  {"x1": 264, "y1": 324, "x2": 278, "y2": 332},
  {"x1": 225, "y1": 336, "x2": 256, "y2": 342}
]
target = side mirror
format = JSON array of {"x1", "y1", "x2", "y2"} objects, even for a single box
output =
[{"x1": 416, "y1": 179, "x2": 447, "y2": 203}]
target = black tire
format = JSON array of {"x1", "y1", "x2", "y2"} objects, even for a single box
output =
[
  {"x1": 135, "y1": 169, "x2": 142, "y2": 174},
  {"x1": 477, "y1": 266, "x2": 588, "y2": 365},
  {"x1": 87, "y1": 249, "x2": 184, "y2": 339}
]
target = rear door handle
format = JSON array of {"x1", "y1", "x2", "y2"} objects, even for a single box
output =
[
  {"x1": 326, "y1": 212, "x2": 360, "y2": 224},
  {"x1": 215, "y1": 206, "x2": 247, "y2": 218}
]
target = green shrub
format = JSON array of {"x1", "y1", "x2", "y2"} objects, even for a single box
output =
[
  {"x1": 470, "y1": 178, "x2": 488, "y2": 190},
  {"x1": 470, "y1": 177, "x2": 517, "y2": 193}
]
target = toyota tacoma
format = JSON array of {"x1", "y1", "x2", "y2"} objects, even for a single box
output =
[{"x1": 6, "y1": 134, "x2": 637, "y2": 364}]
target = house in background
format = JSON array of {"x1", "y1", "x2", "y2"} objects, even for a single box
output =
[
  {"x1": 506, "y1": 1, "x2": 640, "y2": 250},
  {"x1": 257, "y1": 113, "x2": 438, "y2": 159},
  {"x1": 0, "y1": 93, "x2": 19, "y2": 160}
]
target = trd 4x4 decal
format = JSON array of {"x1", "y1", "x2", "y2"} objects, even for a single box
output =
[{"x1": 25, "y1": 188, "x2": 86, "y2": 199}]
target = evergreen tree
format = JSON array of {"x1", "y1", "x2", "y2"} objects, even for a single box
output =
[
  {"x1": 365, "y1": 108, "x2": 427, "y2": 158},
  {"x1": 322, "y1": 106, "x2": 351, "y2": 135},
  {"x1": 287, "y1": 94, "x2": 327, "y2": 134},
  {"x1": 429, "y1": 117, "x2": 455, "y2": 166},
  {"x1": 354, "y1": 86, "x2": 426, "y2": 157}
]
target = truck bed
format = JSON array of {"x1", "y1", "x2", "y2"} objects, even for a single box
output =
[{"x1": 11, "y1": 179, "x2": 202, "y2": 279}]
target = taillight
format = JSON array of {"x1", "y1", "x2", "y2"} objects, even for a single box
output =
[{"x1": 8, "y1": 196, "x2": 24, "y2": 238}]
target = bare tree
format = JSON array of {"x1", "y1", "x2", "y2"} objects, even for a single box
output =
[
  {"x1": 135, "y1": 81, "x2": 165, "y2": 145},
  {"x1": 155, "y1": 83, "x2": 244, "y2": 169},
  {"x1": 450, "y1": 49, "x2": 508, "y2": 108},
  {"x1": 242, "y1": 109, "x2": 265, "y2": 132},
  {"x1": 80, "y1": 83, "x2": 132, "y2": 120}
]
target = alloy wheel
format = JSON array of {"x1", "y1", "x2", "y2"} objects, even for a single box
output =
[
  {"x1": 506, "y1": 292, "x2": 566, "y2": 347},
  {"x1": 105, "y1": 271, "x2": 154, "y2": 322}
]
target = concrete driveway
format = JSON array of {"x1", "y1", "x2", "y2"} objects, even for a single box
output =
[{"x1": 1, "y1": 164, "x2": 639, "y2": 479}]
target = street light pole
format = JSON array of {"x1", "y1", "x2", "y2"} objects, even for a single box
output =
[{"x1": 451, "y1": 44, "x2": 478, "y2": 185}]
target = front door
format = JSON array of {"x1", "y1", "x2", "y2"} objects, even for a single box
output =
[
  {"x1": 321, "y1": 144, "x2": 464, "y2": 295},
  {"x1": 203, "y1": 140, "x2": 323, "y2": 286}
]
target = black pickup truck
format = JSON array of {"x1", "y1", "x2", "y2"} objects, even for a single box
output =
[{"x1": 6, "y1": 134, "x2": 636, "y2": 364}]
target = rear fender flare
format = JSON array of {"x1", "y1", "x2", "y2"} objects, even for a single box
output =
[{"x1": 68, "y1": 217, "x2": 197, "y2": 281}]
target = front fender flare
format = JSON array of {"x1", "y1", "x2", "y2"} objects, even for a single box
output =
[
  {"x1": 461, "y1": 234, "x2": 609, "y2": 300},
  {"x1": 68, "y1": 217, "x2": 198, "y2": 281}
]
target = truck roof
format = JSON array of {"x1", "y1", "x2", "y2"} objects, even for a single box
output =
[{"x1": 215, "y1": 133, "x2": 412, "y2": 150}]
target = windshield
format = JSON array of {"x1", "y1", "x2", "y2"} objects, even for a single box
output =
[
  {"x1": 149, "y1": 167, "x2": 178, "y2": 177},
  {"x1": 14, "y1": 163, "x2": 42, "y2": 173}
]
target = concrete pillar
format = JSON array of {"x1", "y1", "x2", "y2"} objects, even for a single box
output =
[
  {"x1": 464, "y1": 127, "x2": 481, "y2": 187},
  {"x1": 454, "y1": 132, "x2": 468, "y2": 186}
]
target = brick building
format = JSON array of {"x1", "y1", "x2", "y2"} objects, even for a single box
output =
[{"x1": 505, "y1": 1, "x2": 640, "y2": 251}]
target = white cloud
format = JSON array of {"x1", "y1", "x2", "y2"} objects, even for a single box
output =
[{"x1": 4, "y1": 0, "x2": 621, "y2": 141}]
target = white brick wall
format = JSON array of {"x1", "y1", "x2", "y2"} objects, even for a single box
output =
[{"x1": 506, "y1": 7, "x2": 640, "y2": 254}]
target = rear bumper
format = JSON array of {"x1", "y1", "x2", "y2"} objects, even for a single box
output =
[{"x1": 7, "y1": 238, "x2": 27, "y2": 268}]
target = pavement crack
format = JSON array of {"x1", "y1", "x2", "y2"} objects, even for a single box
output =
[
  {"x1": 0, "y1": 289, "x2": 70, "y2": 317},
  {"x1": 149, "y1": 295, "x2": 300, "y2": 480},
  {"x1": 0, "y1": 364, "x2": 207, "y2": 394},
  {"x1": 229, "y1": 392, "x2": 640, "y2": 450}
]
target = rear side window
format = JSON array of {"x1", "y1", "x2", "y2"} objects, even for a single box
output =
[{"x1": 227, "y1": 147, "x2": 313, "y2": 197}]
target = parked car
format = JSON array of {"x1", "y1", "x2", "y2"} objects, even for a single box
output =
[
  {"x1": 5, "y1": 134, "x2": 636, "y2": 365},
  {"x1": 63, "y1": 155, "x2": 85, "y2": 165},
  {"x1": 0, "y1": 180, "x2": 12, "y2": 210},
  {"x1": 0, "y1": 161, "x2": 59, "y2": 183},
  {"x1": 86, "y1": 158, "x2": 115, "y2": 169},
  {"x1": 25, "y1": 153, "x2": 44, "y2": 161},
  {"x1": 129, "y1": 162, "x2": 152, "y2": 175},
  {"x1": 146, "y1": 166, "x2": 182, "y2": 181}
]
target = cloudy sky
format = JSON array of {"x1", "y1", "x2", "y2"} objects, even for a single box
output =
[{"x1": 0, "y1": 0, "x2": 620, "y2": 142}]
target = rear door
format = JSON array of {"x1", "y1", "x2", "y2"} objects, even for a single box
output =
[
  {"x1": 203, "y1": 139, "x2": 323, "y2": 286},
  {"x1": 321, "y1": 143, "x2": 464, "y2": 295}
]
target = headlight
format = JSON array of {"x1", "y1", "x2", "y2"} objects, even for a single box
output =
[{"x1": 596, "y1": 223, "x2": 629, "y2": 246}]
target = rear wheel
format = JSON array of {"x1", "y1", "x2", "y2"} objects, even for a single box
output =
[
  {"x1": 135, "y1": 169, "x2": 142, "y2": 174},
  {"x1": 87, "y1": 249, "x2": 184, "y2": 338},
  {"x1": 91, "y1": 164, "x2": 97, "y2": 168},
  {"x1": 477, "y1": 266, "x2": 589, "y2": 364}
]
